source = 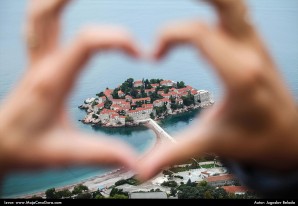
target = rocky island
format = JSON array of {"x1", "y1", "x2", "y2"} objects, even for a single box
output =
[{"x1": 79, "y1": 78, "x2": 214, "y2": 128}]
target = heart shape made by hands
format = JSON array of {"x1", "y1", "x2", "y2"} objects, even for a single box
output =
[{"x1": 3, "y1": 0, "x2": 297, "y2": 187}]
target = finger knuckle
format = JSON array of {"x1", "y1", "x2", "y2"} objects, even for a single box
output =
[
  {"x1": 78, "y1": 26, "x2": 95, "y2": 42},
  {"x1": 30, "y1": 71, "x2": 56, "y2": 102},
  {"x1": 238, "y1": 54, "x2": 266, "y2": 87}
]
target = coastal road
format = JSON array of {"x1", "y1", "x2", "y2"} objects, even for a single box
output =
[
  {"x1": 139, "y1": 119, "x2": 176, "y2": 144},
  {"x1": 140, "y1": 119, "x2": 200, "y2": 165}
]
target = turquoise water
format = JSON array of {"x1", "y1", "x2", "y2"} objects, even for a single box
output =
[{"x1": 0, "y1": 0, "x2": 298, "y2": 197}]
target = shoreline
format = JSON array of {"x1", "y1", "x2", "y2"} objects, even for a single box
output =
[
  {"x1": 83, "y1": 106, "x2": 204, "y2": 129},
  {"x1": 17, "y1": 168, "x2": 132, "y2": 199}
]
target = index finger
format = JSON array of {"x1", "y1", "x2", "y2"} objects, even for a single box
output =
[
  {"x1": 204, "y1": 0, "x2": 253, "y2": 38},
  {"x1": 30, "y1": 26, "x2": 140, "y2": 114},
  {"x1": 25, "y1": 0, "x2": 71, "y2": 65}
]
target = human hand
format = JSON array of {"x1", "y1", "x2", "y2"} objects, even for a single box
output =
[
  {"x1": 138, "y1": 0, "x2": 298, "y2": 181},
  {"x1": 0, "y1": 0, "x2": 140, "y2": 175}
]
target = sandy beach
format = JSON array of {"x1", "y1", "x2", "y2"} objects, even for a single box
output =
[{"x1": 19, "y1": 168, "x2": 135, "y2": 199}]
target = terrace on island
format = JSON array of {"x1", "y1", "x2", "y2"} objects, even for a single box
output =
[{"x1": 79, "y1": 78, "x2": 213, "y2": 127}]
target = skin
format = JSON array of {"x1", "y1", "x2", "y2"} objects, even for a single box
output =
[
  {"x1": 0, "y1": 0, "x2": 140, "y2": 175},
  {"x1": 137, "y1": 0, "x2": 298, "y2": 181}
]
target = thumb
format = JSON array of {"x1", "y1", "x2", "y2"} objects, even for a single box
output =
[
  {"x1": 137, "y1": 119, "x2": 215, "y2": 181},
  {"x1": 30, "y1": 130, "x2": 138, "y2": 171}
]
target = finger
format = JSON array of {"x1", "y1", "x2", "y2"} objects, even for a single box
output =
[
  {"x1": 30, "y1": 26, "x2": 140, "y2": 113},
  {"x1": 137, "y1": 119, "x2": 215, "y2": 181},
  {"x1": 154, "y1": 21, "x2": 211, "y2": 59},
  {"x1": 153, "y1": 21, "x2": 266, "y2": 90},
  {"x1": 153, "y1": 22, "x2": 239, "y2": 88},
  {"x1": 203, "y1": 0, "x2": 253, "y2": 38},
  {"x1": 56, "y1": 26, "x2": 140, "y2": 102},
  {"x1": 25, "y1": 0, "x2": 71, "y2": 65},
  {"x1": 24, "y1": 131, "x2": 137, "y2": 170}
]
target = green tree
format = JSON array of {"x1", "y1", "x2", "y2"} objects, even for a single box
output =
[
  {"x1": 96, "y1": 92, "x2": 105, "y2": 97},
  {"x1": 110, "y1": 188, "x2": 128, "y2": 198},
  {"x1": 125, "y1": 116, "x2": 133, "y2": 123},
  {"x1": 126, "y1": 177, "x2": 140, "y2": 185},
  {"x1": 171, "y1": 103, "x2": 179, "y2": 110},
  {"x1": 56, "y1": 189, "x2": 72, "y2": 199},
  {"x1": 45, "y1": 188, "x2": 57, "y2": 199},
  {"x1": 178, "y1": 185, "x2": 203, "y2": 199},
  {"x1": 72, "y1": 184, "x2": 89, "y2": 195},
  {"x1": 211, "y1": 188, "x2": 229, "y2": 199},
  {"x1": 115, "y1": 179, "x2": 127, "y2": 186},
  {"x1": 182, "y1": 94, "x2": 194, "y2": 106},
  {"x1": 150, "y1": 113, "x2": 155, "y2": 119},
  {"x1": 130, "y1": 89, "x2": 138, "y2": 98},
  {"x1": 91, "y1": 190, "x2": 104, "y2": 199},
  {"x1": 198, "y1": 181, "x2": 208, "y2": 187},
  {"x1": 150, "y1": 79, "x2": 157, "y2": 84},
  {"x1": 161, "y1": 181, "x2": 178, "y2": 188},
  {"x1": 170, "y1": 188, "x2": 177, "y2": 197},
  {"x1": 204, "y1": 190, "x2": 214, "y2": 199},
  {"x1": 104, "y1": 99, "x2": 112, "y2": 109},
  {"x1": 75, "y1": 193, "x2": 92, "y2": 199},
  {"x1": 164, "y1": 87, "x2": 169, "y2": 94},
  {"x1": 112, "y1": 194, "x2": 128, "y2": 199},
  {"x1": 145, "y1": 79, "x2": 153, "y2": 89},
  {"x1": 126, "y1": 78, "x2": 134, "y2": 88},
  {"x1": 177, "y1": 81, "x2": 186, "y2": 89},
  {"x1": 136, "y1": 101, "x2": 143, "y2": 107},
  {"x1": 112, "y1": 88, "x2": 120, "y2": 99}
]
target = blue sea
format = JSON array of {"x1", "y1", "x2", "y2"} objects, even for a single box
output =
[{"x1": 0, "y1": 0, "x2": 297, "y2": 198}]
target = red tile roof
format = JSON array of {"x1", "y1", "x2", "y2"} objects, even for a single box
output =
[
  {"x1": 161, "y1": 98, "x2": 170, "y2": 103},
  {"x1": 206, "y1": 174, "x2": 235, "y2": 182},
  {"x1": 101, "y1": 109, "x2": 115, "y2": 115},
  {"x1": 161, "y1": 93, "x2": 170, "y2": 97},
  {"x1": 191, "y1": 90, "x2": 198, "y2": 95},
  {"x1": 131, "y1": 97, "x2": 151, "y2": 103},
  {"x1": 104, "y1": 89, "x2": 113, "y2": 96},
  {"x1": 153, "y1": 100, "x2": 162, "y2": 104},
  {"x1": 177, "y1": 88, "x2": 190, "y2": 93},
  {"x1": 151, "y1": 83, "x2": 159, "y2": 87},
  {"x1": 96, "y1": 103, "x2": 105, "y2": 108},
  {"x1": 168, "y1": 91, "x2": 177, "y2": 96},
  {"x1": 111, "y1": 113, "x2": 120, "y2": 118},
  {"x1": 128, "y1": 107, "x2": 152, "y2": 114},
  {"x1": 160, "y1": 80, "x2": 173, "y2": 85},
  {"x1": 134, "y1": 80, "x2": 143, "y2": 86},
  {"x1": 145, "y1": 88, "x2": 155, "y2": 93},
  {"x1": 112, "y1": 99, "x2": 127, "y2": 104},
  {"x1": 222, "y1": 186, "x2": 249, "y2": 194},
  {"x1": 142, "y1": 104, "x2": 153, "y2": 109}
]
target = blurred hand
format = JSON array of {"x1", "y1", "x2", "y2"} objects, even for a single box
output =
[
  {"x1": 0, "y1": 0, "x2": 140, "y2": 175},
  {"x1": 138, "y1": 0, "x2": 298, "y2": 181}
]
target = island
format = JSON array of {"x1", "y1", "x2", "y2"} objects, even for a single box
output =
[{"x1": 79, "y1": 78, "x2": 214, "y2": 128}]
